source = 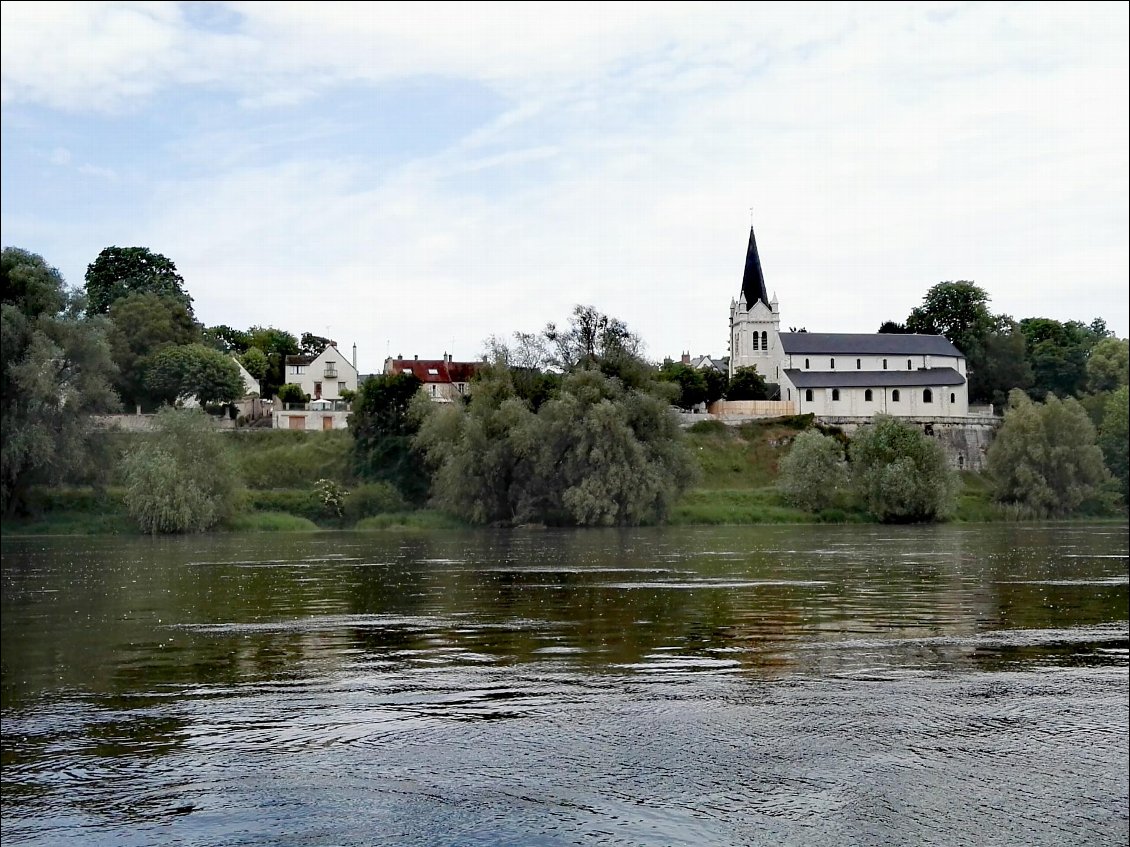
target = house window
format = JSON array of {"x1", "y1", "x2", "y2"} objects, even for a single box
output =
[
  {"x1": 865, "y1": 389, "x2": 873, "y2": 402},
  {"x1": 924, "y1": 389, "x2": 933, "y2": 403},
  {"x1": 292, "y1": 365, "x2": 306, "y2": 375},
  {"x1": 805, "y1": 358, "x2": 810, "y2": 369},
  {"x1": 430, "y1": 385, "x2": 436, "y2": 396},
  {"x1": 882, "y1": 359, "x2": 887, "y2": 370},
  {"x1": 457, "y1": 383, "x2": 465, "y2": 394},
  {"x1": 338, "y1": 382, "x2": 347, "y2": 393},
  {"x1": 856, "y1": 358, "x2": 861, "y2": 369},
  {"x1": 805, "y1": 389, "x2": 813, "y2": 402},
  {"x1": 832, "y1": 389, "x2": 840, "y2": 401},
  {"x1": 753, "y1": 333, "x2": 760, "y2": 351},
  {"x1": 950, "y1": 392, "x2": 956, "y2": 403},
  {"x1": 892, "y1": 389, "x2": 900, "y2": 402},
  {"x1": 761, "y1": 331, "x2": 767, "y2": 349},
  {"x1": 313, "y1": 382, "x2": 322, "y2": 399}
]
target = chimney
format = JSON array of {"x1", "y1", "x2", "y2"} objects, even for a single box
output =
[
  {"x1": 414, "y1": 354, "x2": 418, "y2": 360},
  {"x1": 681, "y1": 351, "x2": 690, "y2": 365},
  {"x1": 352, "y1": 343, "x2": 357, "y2": 371}
]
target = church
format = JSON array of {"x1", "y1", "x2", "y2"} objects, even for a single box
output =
[{"x1": 728, "y1": 227, "x2": 970, "y2": 419}]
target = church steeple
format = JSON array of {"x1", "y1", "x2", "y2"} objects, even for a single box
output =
[{"x1": 740, "y1": 225, "x2": 769, "y2": 309}]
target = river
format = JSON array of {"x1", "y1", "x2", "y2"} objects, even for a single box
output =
[{"x1": 2, "y1": 523, "x2": 1127, "y2": 846}]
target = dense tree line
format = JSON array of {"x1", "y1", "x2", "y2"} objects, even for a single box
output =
[{"x1": 3, "y1": 243, "x2": 1127, "y2": 526}]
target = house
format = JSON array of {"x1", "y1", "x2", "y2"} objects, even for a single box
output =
[
  {"x1": 283, "y1": 342, "x2": 359, "y2": 401},
  {"x1": 383, "y1": 354, "x2": 481, "y2": 402},
  {"x1": 727, "y1": 226, "x2": 970, "y2": 419}
]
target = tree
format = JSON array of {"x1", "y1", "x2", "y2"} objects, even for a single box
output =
[
  {"x1": 877, "y1": 321, "x2": 910, "y2": 334},
  {"x1": 349, "y1": 372, "x2": 430, "y2": 503},
  {"x1": 1086, "y1": 337, "x2": 1129, "y2": 394},
  {"x1": 1097, "y1": 386, "x2": 1129, "y2": 505},
  {"x1": 1, "y1": 248, "x2": 119, "y2": 514},
  {"x1": 905, "y1": 281, "x2": 995, "y2": 357},
  {"x1": 777, "y1": 429, "x2": 849, "y2": 512},
  {"x1": 849, "y1": 415, "x2": 958, "y2": 523},
  {"x1": 300, "y1": 332, "x2": 333, "y2": 357},
  {"x1": 659, "y1": 362, "x2": 708, "y2": 410},
  {"x1": 247, "y1": 325, "x2": 299, "y2": 398},
  {"x1": 544, "y1": 304, "x2": 644, "y2": 373},
  {"x1": 986, "y1": 390, "x2": 1111, "y2": 517},
  {"x1": 84, "y1": 247, "x2": 193, "y2": 316},
  {"x1": 414, "y1": 366, "x2": 699, "y2": 526},
  {"x1": 143, "y1": 343, "x2": 245, "y2": 407},
  {"x1": 702, "y1": 367, "x2": 729, "y2": 405},
  {"x1": 726, "y1": 366, "x2": 771, "y2": 400},
  {"x1": 107, "y1": 292, "x2": 200, "y2": 411},
  {"x1": 203, "y1": 324, "x2": 251, "y2": 354},
  {"x1": 969, "y1": 316, "x2": 1033, "y2": 409},
  {"x1": 277, "y1": 383, "x2": 308, "y2": 405},
  {"x1": 239, "y1": 347, "x2": 269, "y2": 391},
  {"x1": 121, "y1": 407, "x2": 241, "y2": 533},
  {"x1": 1020, "y1": 317, "x2": 1107, "y2": 400}
]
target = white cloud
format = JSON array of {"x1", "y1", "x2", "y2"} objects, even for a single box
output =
[{"x1": 2, "y1": 0, "x2": 1127, "y2": 370}]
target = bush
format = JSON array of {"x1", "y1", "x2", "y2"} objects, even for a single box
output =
[
  {"x1": 849, "y1": 415, "x2": 958, "y2": 523},
  {"x1": 343, "y1": 482, "x2": 409, "y2": 522},
  {"x1": 243, "y1": 489, "x2": 323, "y2": 522},
  {"x1": 777, "y1": 429, "x2": 849, "y2": 512},
  {"x1": 986, "y1": 390, "x2": 1112, "y2": 517},
  {"x1": 121, "y1": 408, "x2": 242, "y2": 533}
]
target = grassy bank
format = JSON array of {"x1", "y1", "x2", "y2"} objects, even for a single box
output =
[{"x1": 2, "y1": 419, "x2": 1107, "y2": 536}]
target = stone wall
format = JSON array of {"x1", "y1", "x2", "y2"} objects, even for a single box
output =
[{"x1": 817, "y1": 415, "x2": 1001, "y2": 471}]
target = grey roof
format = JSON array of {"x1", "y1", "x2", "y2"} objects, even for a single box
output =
[
  {"x1": 740, "y1": 227, "x2": 770, "y2": 308},
  {"x1": 784, "y1": 368, "x2": 967, "y2": 388},
  {"x1": 779, "y1": 333, "x2": 963, "y2": 357}
]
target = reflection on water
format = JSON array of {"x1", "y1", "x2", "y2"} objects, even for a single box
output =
[{"x1": 2, "y1": 523, "x2": 1127, "y2": 846}]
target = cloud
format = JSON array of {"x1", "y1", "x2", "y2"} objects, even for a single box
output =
[{"x1": 2, "y1": 1, "x2": 1127, "y2": 371}]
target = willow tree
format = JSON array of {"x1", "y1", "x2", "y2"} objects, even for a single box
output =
[{"x1": 987, "y1": 390, "x2": 1112, "y2": 517}]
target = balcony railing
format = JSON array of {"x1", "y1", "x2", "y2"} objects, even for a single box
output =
[{"x1": 323, "y1": 368, "x2": 338, "y2": 378}]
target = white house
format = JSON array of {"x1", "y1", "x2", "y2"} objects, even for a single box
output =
[
  {"x1": 283, "y1": 342, "x2": 359, "y2": 401},
  {"x1": 727, "y1": 226, "x2": 971, "y2": 419}
]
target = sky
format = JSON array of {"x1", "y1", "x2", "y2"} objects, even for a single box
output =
[{"x1": 2, "y1": 1, "x2": 1127, "y2": 374}]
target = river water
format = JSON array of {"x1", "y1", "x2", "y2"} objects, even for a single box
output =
[{"x1": 1, "y1": 523, "x2": 1127, "y2": 846}]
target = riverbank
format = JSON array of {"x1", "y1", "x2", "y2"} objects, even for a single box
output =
[{"x1": 2, "y1": 419, "x2": 1122, "y2": 536}]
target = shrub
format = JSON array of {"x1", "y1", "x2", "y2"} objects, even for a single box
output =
[
  {"x1": 777, "y1": 429, "x2": 849, "y2": 512},
  {"x1": 121, "y1": 408, "x2": 242, "y2": 533},
  {"x1": 986, "y1": 390, "x2": 1112, "y2": 517},
  {"x1": 343, "y1": 482, "x2": 408, "y2": 523},
  {"x1": 849, "y1": 415, "x2": 958, "y2": 523}
]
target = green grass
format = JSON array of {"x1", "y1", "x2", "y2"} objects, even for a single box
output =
[
  {"x1": 223, "y1": 511, "x2": 321, "y2": 532},
  {"x1": 353, "y1": 510, "x2": 467, "y2": 531},
  {"x1": 0, "y1": 510, "x2": 137, "y2": 535}
]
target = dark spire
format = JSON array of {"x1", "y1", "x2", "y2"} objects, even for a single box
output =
[{"x1": 740, "y1": 226, "x2": 769, "y2": 308}]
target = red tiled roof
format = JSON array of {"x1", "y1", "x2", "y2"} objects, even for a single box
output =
[{"x1": 387, "y1": 359, "x2": 482, "y2": 384}]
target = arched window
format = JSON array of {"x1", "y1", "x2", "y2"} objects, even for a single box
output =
[
  {"x1": 832, "y1": 389, "x2": 840, "y2": 401},
  {"x1": 892, "y1": 389, "x2": 900, "y2": 402},
  {"x1": 856, "y1": 358, "x2": 861, "y2": 369},
  {"x1": 830, "y1": 358, "x2": 836, "y2": 369},
  {"x1": 805, "y1": 389, "x2": 813, "y2": 402},
  {"x1": 882, "y1": 358, "x2": 888, "y2": 370},
  {"x1": 805, "y1": 358, "x2": 810, "y2": 369},
  {"x1": 907, "y1": 359, "x2": 912, "y2": 370},
  {"x1": 753, "y1": 333, "x2": 760, "y2": 351},
  {"x1": 865, "y1": 389, "x2": 873, "y2": 402},
  {"x1": 923, "y1": 389, "x2": 933, "y2": 403},
  {"x1": 761, "y1": 331, "x2": 768, "y2": 349},
  {"x1": 950, "y1": 392, "x2": 955, "y2": 403}
]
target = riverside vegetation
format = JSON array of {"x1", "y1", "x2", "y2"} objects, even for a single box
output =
[{"x1": 2, "y1": 247, "x2": 1128, "y2": 535}]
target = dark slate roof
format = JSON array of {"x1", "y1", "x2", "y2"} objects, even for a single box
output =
[
  {"x1": 778, "y1": 333, "x2": 963, "y2": 357},
  {"x1": 740, "y1": 226, "x2": 770, "y2": 308},
  {"x1": 784, "y1": 368, "x2": 966, "y2": 388}
]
